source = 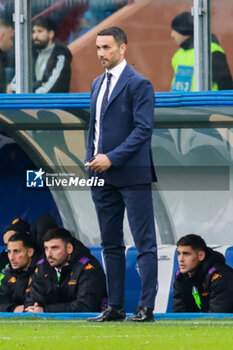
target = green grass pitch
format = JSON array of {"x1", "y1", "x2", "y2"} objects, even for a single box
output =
[{"x1": 0, "y1": 318, "x2": 233, "y2": 350}]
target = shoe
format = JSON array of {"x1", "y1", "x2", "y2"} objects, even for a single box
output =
[
  {"x1": 87, "y1": 306, "x2": 126, "y2": 322},
  {"x1": 125, "y1": 306, "x2": 154, "y2": 322}
]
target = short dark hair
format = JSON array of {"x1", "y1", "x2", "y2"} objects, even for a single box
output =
[
  {"x1": 8, "y1": 232, "x2": 35, "y2": 249},
  {"x1": 43, "y1": 227, "x2": 73, "y2": 244},
  {"x1": 32, "y1": 16, "x2": 56, "y2": 32},
  {"x1": 97, "y1": 27, "x2": 127, "y2": 45},
  {"x1": 0, "y1": 17, "x2": 13, "y2": 28},
  {"x1": 176, "y1": 234, "x2": 207, "y2": 251}
]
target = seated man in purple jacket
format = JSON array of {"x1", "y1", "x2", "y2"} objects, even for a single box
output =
[
  {"x1": 0, "y1": 232, "x2": 40, "y2": 312},
  {"x1": 25, "y1": 227, "x2": 107, "y2": 313},
  {"x1": 173, "y1": 234, "x2": 233, "y2": 312}
]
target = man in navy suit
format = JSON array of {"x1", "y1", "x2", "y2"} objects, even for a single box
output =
[{"x1": 86, "y1": 27, "x2": 157, "y2": 322}]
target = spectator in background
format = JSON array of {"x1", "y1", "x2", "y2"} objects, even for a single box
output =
[
  {"x1": 10, "y1": 16, "x2": 72, "y2": 93},
  {"x1": 31, "y1": 1, "x2": 87, "y2": 44},
  {"x1": 0, "y1": 17, "x2": 14, "y2": 93},
  {"x1": 31, "y1": 16, "x2": 72, "y2": 93},
  {"x1": 25, "y1": 228, "x2": 107, "y2": 313},
  {"x1": 170, "y1": 12, "x2": 233, "y2": 92},
  {"x1": 173, "y1": 234, "x2": 233, "y2": 313},
  {"x1": 0, "y1": 218, "x2": 31, "y2": 271},
  {"x1": 0, "y1": 233, "x2": 40, "y2": 312},
  {"x1": 32, "y1": 213, "x2": 59, "y2": 253}
]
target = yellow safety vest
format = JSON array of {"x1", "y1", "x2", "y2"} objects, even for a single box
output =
[{"x1": 171, "y1": 42, "x2": 224, "y2": 92}]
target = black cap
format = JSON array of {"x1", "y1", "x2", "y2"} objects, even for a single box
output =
[
  {"x1": 32, "y1": 213, "x2": 59, "y2": 250},
  {"x1": 171, "y1": 12, "x2": 193, "y2": 36},
  {"x1": 4, "y1": 218, "x2": 31, "y2": 235}
]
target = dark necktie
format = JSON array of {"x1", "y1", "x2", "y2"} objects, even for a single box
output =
[{"x1": 98, "y1": 72, "x2": 112, "y2": 154}]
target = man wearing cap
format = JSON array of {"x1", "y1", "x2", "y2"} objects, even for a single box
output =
[
  {"x1": 31, "y1": 213, "x2": 59, "y2": 253},
  {"x1": 0, "y1": 218, "x2": 31, "y2": 272},
  {"x1": 171, "y1": 11, "x2": 233, "y2": 91}
]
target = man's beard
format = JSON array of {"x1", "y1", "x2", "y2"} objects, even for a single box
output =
[{"x1": 33, "y1": 38, "x2": 50, "y2": 50}]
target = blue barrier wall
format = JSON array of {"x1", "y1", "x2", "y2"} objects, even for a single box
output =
[{"x1": 0, "y1": 91, "x2": 233, "y2": 109}]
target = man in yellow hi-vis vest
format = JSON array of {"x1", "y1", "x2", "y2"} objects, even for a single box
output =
[{"x1": 171, "y1": 12, "x2": 233, "y2": 92}]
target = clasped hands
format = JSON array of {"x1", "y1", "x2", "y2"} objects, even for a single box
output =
[{"x1": 24, "y1": 302, "x2": 44, "y2": 313}]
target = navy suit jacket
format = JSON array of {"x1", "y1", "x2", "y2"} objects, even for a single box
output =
[{"x1": 85, "y1": 64, "x2": 157, "y2": 187}]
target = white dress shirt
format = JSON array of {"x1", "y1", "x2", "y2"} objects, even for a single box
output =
[{"x1": 94, "y1": 59, "x2": 127, "y2": 155}]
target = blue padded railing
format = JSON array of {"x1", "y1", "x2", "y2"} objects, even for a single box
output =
[
  {"x1": 0, "y1": 312, "x2": 233, "y2": 319},
  {"x1": 0, "y1": 91, "x2": 233, "y2": 109}
]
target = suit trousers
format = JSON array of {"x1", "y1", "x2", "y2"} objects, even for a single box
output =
[{"x1": 91, "y1": 183, "x2": 158, "y2": 310}]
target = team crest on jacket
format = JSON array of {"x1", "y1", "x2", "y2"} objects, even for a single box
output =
[
  {"x1": 84, "y1": 263, "x2": 94, "y2": 270},
  {"x1": 211, "y1": 273, "x2": 222, "y2": 282},
  {"x1": 8, "y1": 276, "x2": 16, "y2": 284}
]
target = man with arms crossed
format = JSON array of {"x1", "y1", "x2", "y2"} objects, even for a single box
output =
[
  {"x1": 173, "y1": 234, "x2": 233, "y2": 312},
  {"x1": 86, "y1": 27, "x2": 157, "y2": 322}
]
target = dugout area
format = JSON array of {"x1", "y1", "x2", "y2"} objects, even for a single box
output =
[{"x1": 1, "y1": 91, "x2": 233, "y2": 313}]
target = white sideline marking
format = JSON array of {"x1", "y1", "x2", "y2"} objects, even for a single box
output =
[
  {"x1": 0, "y1": 319, "x2": 233, "y2": 327},
  {"x1": 0, "y1": 335, "x2": 134, "y2": 340}
]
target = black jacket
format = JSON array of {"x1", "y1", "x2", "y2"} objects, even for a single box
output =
[
  {"x1": 0, "y1": 250, "x2": 41, "y2": 312},
  {"x1": 181, "y1": 36, "x2": 233, "y2": 90},
  {"x1": 0, "y1": 250, "x2": 9, "y2": 272},
  {"x1": 173, "y1": 248, "x2": 233, "y2": 313},
  {"x1": 24, "y1": 238, "x2": 107, "y2": 312},
  {"x1": 32, "y1": 43, "x2": 72, "y2": 93}
]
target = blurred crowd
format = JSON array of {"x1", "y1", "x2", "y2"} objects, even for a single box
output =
[{"x1": 0, "y1": 1, "x2": 232, "y2": 94}]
